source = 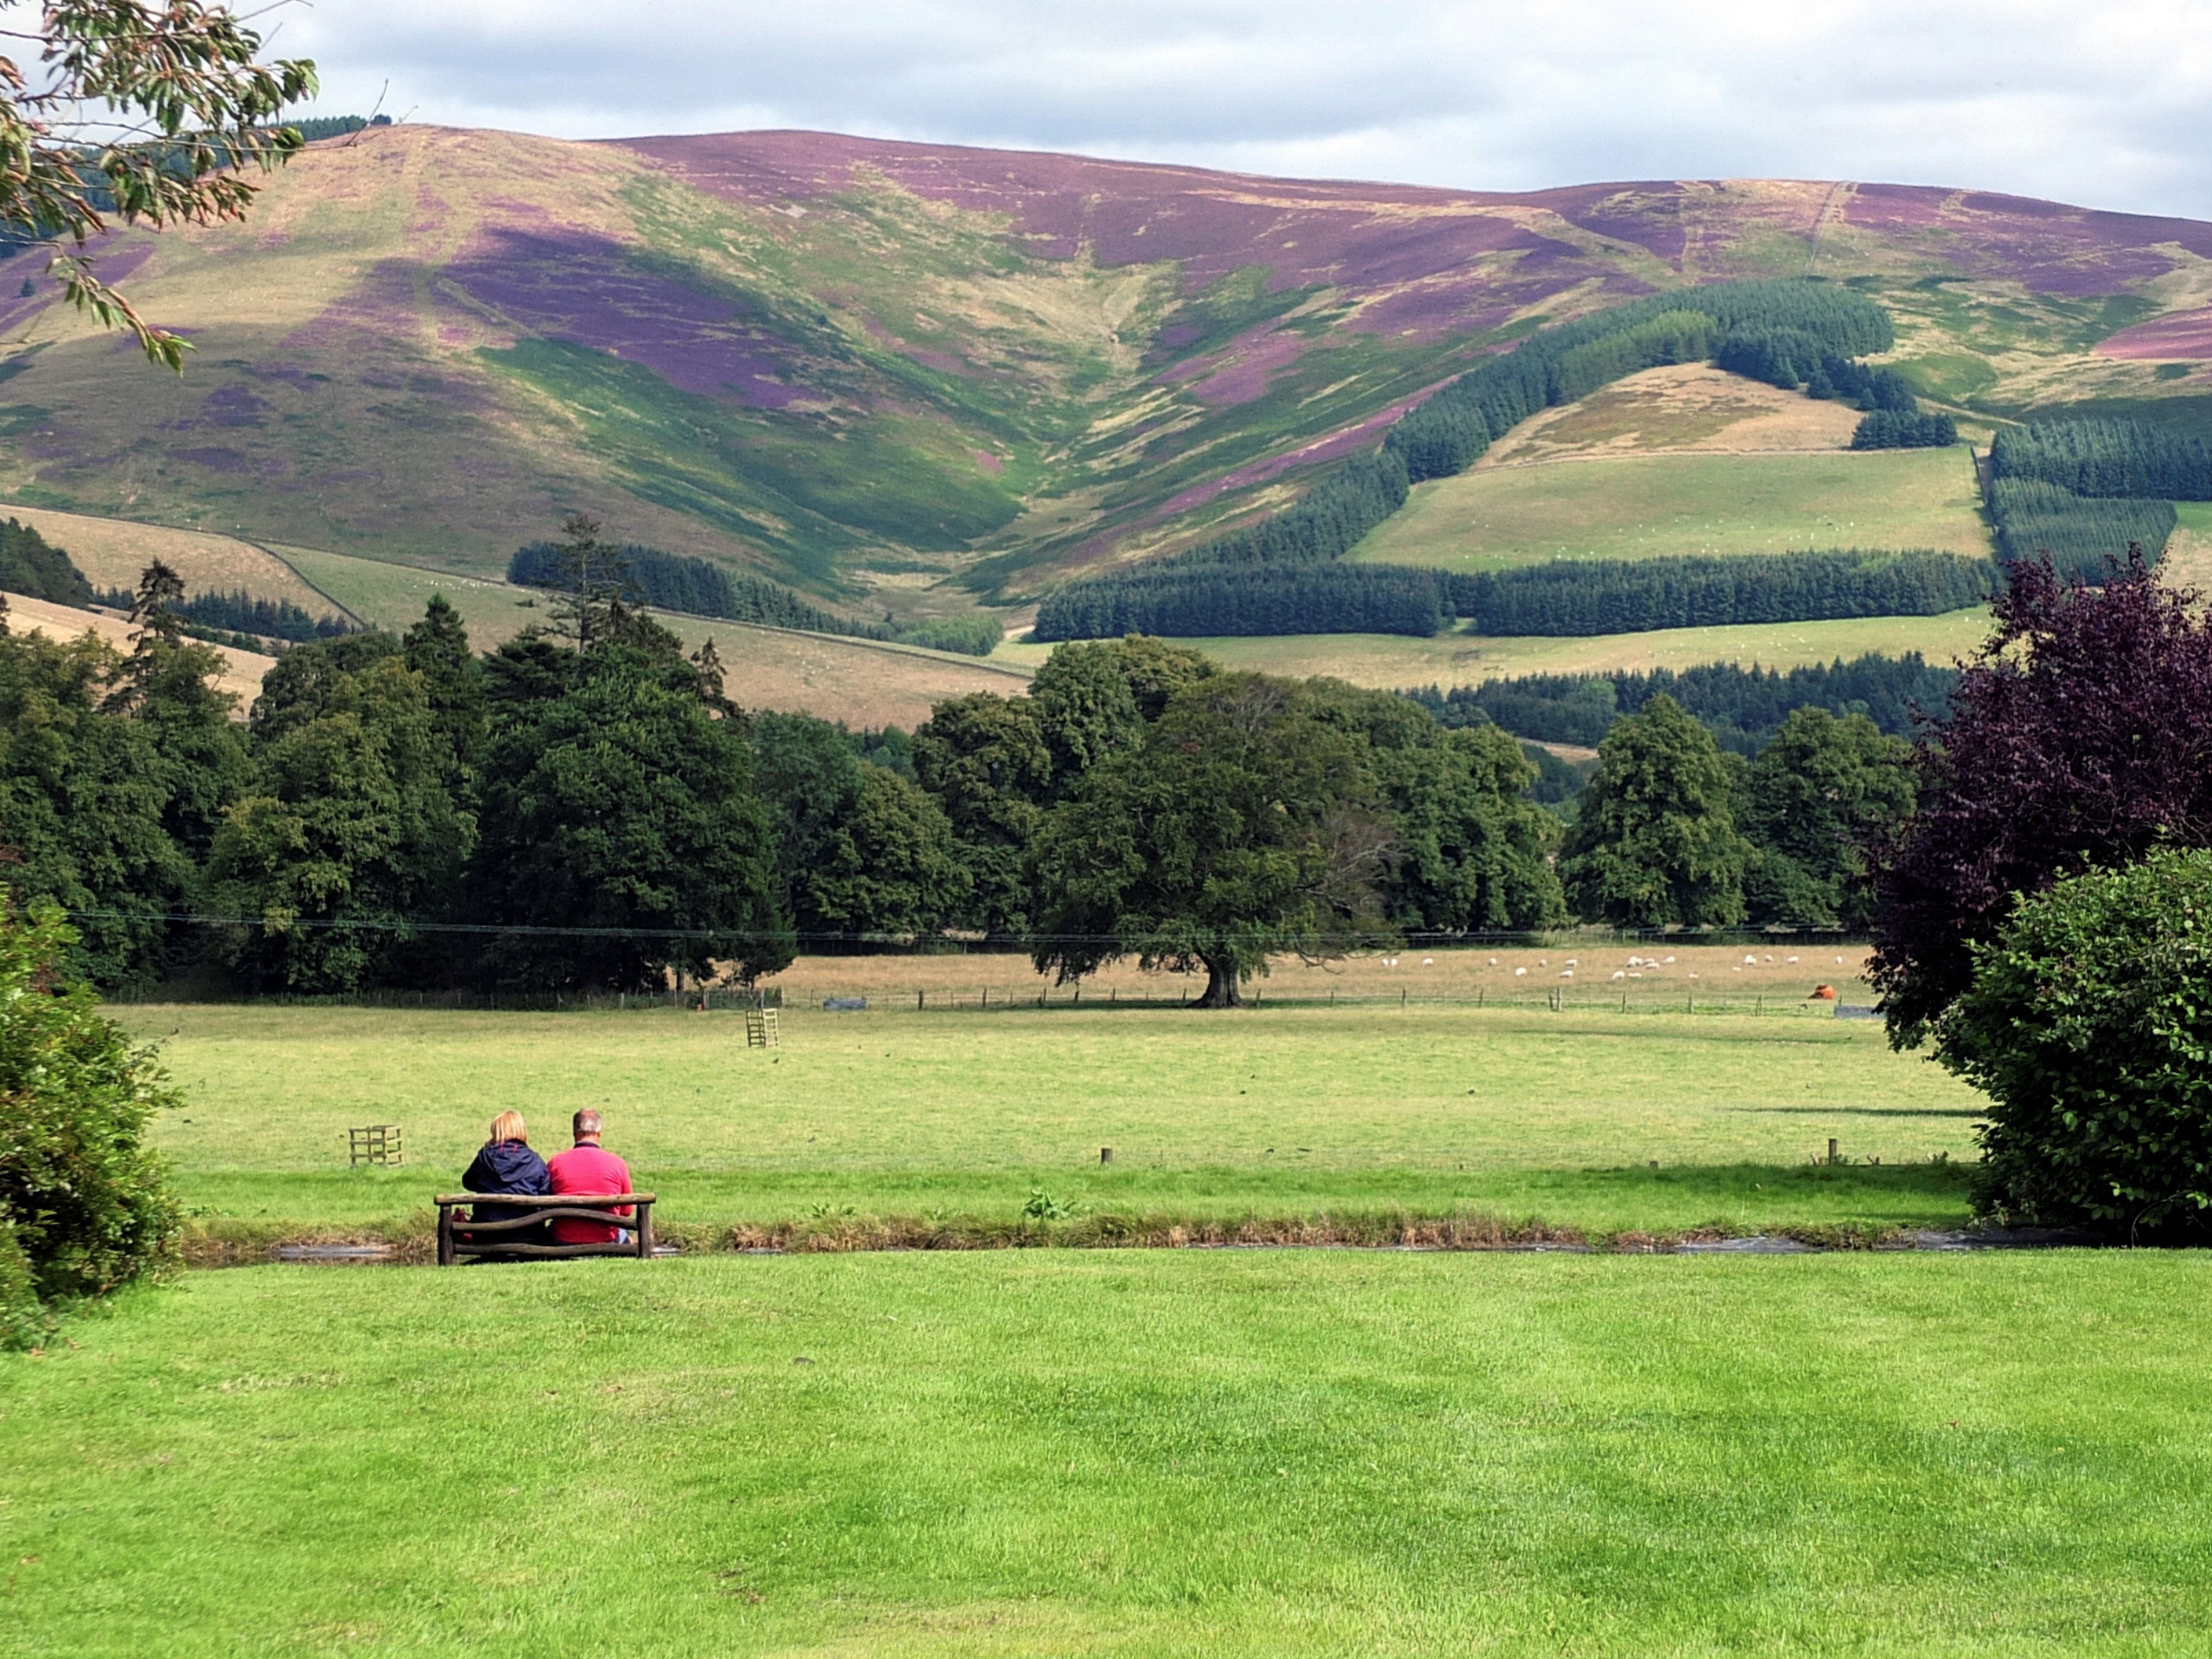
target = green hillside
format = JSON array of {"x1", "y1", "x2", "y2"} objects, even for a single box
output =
[
  {"x1": 0, "y1": 130, "x2": 2207, "y2": 622},
  {"x1": 1353, "y1": 447, "x2": 1994, "y2": 572}
]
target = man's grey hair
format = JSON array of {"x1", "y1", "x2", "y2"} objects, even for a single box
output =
[{"x1": 573, "y1": 1108, "x2": 603, "y2": 1140}]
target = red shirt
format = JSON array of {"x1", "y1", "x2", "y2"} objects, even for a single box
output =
[{"x1": 546, "y1": 1144, "x2": 634, "y2": 1243}]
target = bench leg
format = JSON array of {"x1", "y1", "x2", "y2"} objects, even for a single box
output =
[
  {"x1": 438, "y1": 1207, "x2": 454, "y2": 1267},
  {"x1": 637, "y1": 1204, "x2": 654, "y2": 1260}
]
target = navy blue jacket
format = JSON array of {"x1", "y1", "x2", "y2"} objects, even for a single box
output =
[{"x1": 461, "y1": 1139, "x2": 551, "y2": 1227}]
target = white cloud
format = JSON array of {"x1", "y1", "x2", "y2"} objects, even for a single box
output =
[{"x1": 274, "y1": 0, "x2": 2212, "y2": 218}]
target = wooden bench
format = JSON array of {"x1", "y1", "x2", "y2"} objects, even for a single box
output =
[{"x1": 433, "y1": 1192, "x2": 658, "y2": 1265}]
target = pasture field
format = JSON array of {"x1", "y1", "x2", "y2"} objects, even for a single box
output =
[
  {"x1": 10, "y1": 1250, "x2": 2212, "y2": 1656},
  {"x1": 1019, "y1": 607, "x2": 1996, "y2": 690},
  {"x1": 0, "y1": 589, "x2": 274, "y2": 705},
  {"x1": 0, "y1": 501, "x2": 339, "y2": 613},
  {"x1": 130, "y1": 947, "x2": 1982, "y2": 1240},
  {"x1": 276, "y1": 542, "x2": 1035, "y2": 729},
  {"x1": 1352, "y1": 446, "x2": 1994, "y2": 571}
]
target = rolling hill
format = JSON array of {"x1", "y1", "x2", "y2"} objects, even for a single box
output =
[{"x1": 2, "y1": 125, "x2": 2210, "y2": 624}]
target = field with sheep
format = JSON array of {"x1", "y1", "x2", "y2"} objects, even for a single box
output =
[{"x1": 134, "y1": 946, "x2": 1972, "y2": 1247}]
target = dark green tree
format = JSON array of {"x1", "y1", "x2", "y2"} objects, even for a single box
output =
[
  {"x1": 1375, "y1": 726, "x2": 1567, "y2": 932},
  {"x1": 1028, "y1": 642, "x2": 1145, "y2": 789},
  {"x1": 210, "y1": 654, "x2": 474, "y2": 992},
  {"x1": 804, "y1": 766, "x2": 971, "y2": 939},
  {"x1": 471, "y1": 646, "x2": 791, "y2": 989},
  {"x1": 1937, "y1": 848, "x2": 2212, "y2": 1239},
  {"x1": 0, "y1": 631, "x2": 192, "y2": 987},
  {"x1": 1738, "y1": 708, "x2": 1914, "y2": 928},
  {"x1": 751, "y1": 711, "x2": 974, "y2": 941},
  {"x1": 403, "y1": 595, "x2": 487, "y2": 782},
  {"x1": 913, "y1": 692, "x2": 1053, "y2": 936},
  {"x1": 1560, "y1": 694, "x2": 1750, "y2": 927},
  {"x1": 1030, "y1": 674, "x2": 1395, "y2": 1007}
]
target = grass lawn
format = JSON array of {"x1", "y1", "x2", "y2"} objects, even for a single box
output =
[
  {"x1": 126, "y1": 969, "x2": 1985, "y2": 1239},
  {"x1": 1352, "y1": 447, "x2": 1994, "y2": 572},
  {"x1": 10, "y1": 1249, "x2": 2211, "y2": 1656},
  {"x1": 1089, "y1": 609, "x2": 1994, "y2": 691}
]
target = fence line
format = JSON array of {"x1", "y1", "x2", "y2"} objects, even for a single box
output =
[{"x1": 104, "y1": 982, "x2": 1861, "y2": 1019}]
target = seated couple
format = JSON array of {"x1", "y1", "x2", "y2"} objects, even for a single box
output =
[{"x1": 461, "y1": 1109, "x2": 635, "y2": 1247}]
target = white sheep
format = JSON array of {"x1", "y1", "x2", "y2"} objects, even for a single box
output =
[
  {"x1": 1743, "y1": 954, "x2": 1757, "y2": 965},
  {"x1": 1663, "y1": 955, "x2": 1676, "y2": 964},
  {"x1": 1560, "y1": 969, "x2": 1573, "y2": 979},
  {"x1": 1489, "y1": 957, "x2": 1499, "y2": 965},
  {"x1": 1611, "y1": 970, "x2": 1626, "y2": 980},
  {"x1": 1514, "y1": 966, "x2": 1528, "y2": 977},
  {"x1": 1786, "y1": 955, "x2": 1799, "y2": 965},
  {"x1": 1423, "y1": 957, "x2": 1434, "y2": 966}
]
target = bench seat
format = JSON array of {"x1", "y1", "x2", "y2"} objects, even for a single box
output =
[{"x1": 434, "y1": 1192, "x2": 658, "y2": 1264}]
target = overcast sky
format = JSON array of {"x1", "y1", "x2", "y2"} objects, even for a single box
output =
[{"x1": 272, "y1": 1, "x2": 2212, "y2": 220}]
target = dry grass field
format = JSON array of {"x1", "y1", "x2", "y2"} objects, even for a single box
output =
[
  {"x1": 1482, "y1": 364, "x2": 1868, "y2": 465},
  {"x1": 1, "y1": 503, "x2": 341, "y2": 615},
  {"x1": 2166, "y1": 507, "x2": 2212, "y2": 595},
  {"x1": 760, "y1": 942, "x2": 1874, "y2": 1012},
  {"x1": 2, "y1": 589, "x2": 273, "y2": 705}
]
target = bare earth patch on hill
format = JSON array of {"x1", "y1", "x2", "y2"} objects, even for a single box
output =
[
  {"x1": 1483, "y1": 364, "x2": 1866, "y2": 465},
  {"x1": 2, "y1": 591, "x2": 273, "y2": 706}
]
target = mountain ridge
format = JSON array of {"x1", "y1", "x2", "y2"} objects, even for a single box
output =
[{"x1": 0, "y1": 124, "x2": 2207, "y2": 613}]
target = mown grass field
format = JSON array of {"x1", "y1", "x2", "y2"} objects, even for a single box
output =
[
  {"x1": 1035, "y1": 607, "x2": 1995, "y2": 690},
  {"x1": 127, "y1": 948, "x2": 1980, "y2": 1240},
  {"x1": 1353, "y1": 446, "x2": 1993, "y2": 571},
  {"x1": 12, "y1": 1250, "x2": 2212, "y2": 1657}
]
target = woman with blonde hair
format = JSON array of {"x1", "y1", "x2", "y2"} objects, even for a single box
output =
[{"x1": 459, "y1": 1110, "x2": 551, "y2": 1244}]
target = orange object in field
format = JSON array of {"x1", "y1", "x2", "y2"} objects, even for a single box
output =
[{"x1": 1809, "y1": 983, "x2": 1837, "y2": 1000}]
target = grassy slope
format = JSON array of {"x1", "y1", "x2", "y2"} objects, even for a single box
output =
[
  {"x1": 0, "y1": 504, "x2": 337, "y2": 613},
  {"x1": 1354, "y1": 445, "x2": 1994, "y2": 572},
  {"x1": 998, "y1": 609, "x2": 1994, "y2": 688},
  {"x1": 276, "y1": 542, "x2": 1032, "y2": 728},
  {"x1": 130, "y1": 983, "x2": 1983, "y2": 1236},
  {"x1": 12, "y1": 1251, "x2": 2212, "y2": 1656},
  {"x1": 0, "y1": 133, "x2": 2196, "y2": 605}
]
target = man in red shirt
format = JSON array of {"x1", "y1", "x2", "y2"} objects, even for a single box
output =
[{"x1": 546, "y1": 1109, "x2": 634, "y2": 1245}]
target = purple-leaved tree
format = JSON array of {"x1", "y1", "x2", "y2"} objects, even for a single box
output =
[{"x1": 1870, "y1": 550, "x2": 2212, "y2": 1046}]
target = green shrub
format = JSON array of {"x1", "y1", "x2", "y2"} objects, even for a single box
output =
[
  {"x1": 1939, "y1": 848, "x2": 2212, "y2": 1239},
  {"x1": 0, "y1": 903, "x2": 181, "y2": 1335}
]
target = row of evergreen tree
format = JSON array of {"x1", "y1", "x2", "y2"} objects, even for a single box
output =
[
  {"x1": 509, "y1": 539, "x2": 1001, "y2": 656},
  {"x1": 1405, "y1": 651, "x2": 1961, "y2": 755},
  {"x1": 1987, "y1": 478, "x2": 2177, "y2": 580},
  {"x1": 1037, "y1": 546, "x2": 1994, "y2": 643},
  {"x1": 1990, "y1": 418, "x2": 2212, "y2": 500},
  {"x1": 1449, "y1": 549, "x2": 1992, "y2": 636},
  {"x1": 1851, "y1": 410, "x2": 1957, "y2": 449},
  {"x1": 92, "y1": 584, "x2": 356, "y2": 643},
  {"x1": 1034, "y1": 559, "x2": 1445, "y2": 640}
]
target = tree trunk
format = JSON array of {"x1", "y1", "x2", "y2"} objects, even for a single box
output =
[{"x1": 1196, "y1": 958, "x2": 1243, "y2": 1009}]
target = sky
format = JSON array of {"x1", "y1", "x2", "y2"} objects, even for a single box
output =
[{"x1": 273, "y1": 0, "x2": 2212, "y2": 220}]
